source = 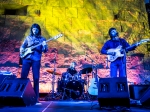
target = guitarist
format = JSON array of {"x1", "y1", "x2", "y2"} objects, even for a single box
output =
[
  {"x1": 100, "y1": 27, "x2": 139, "y2": 77},
  {"x1": 20, "y1": 23, "x2": 48, "y2": 104}
]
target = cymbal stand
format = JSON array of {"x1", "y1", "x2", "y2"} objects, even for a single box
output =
[{"x1": 45, "y1": 53, "x2": 58, "y2": 100}]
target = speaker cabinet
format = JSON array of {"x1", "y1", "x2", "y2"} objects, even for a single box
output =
[
  {"x1": 129, "y1": 85, "x2": 150, "y2": 100},
  {"x1": 0, "y1": 75, "x2": 16, "y2": 85},
  {"x1": 0, "y1": 78, "x2": 36, "y2": 106},
  {"x1": 140, "y1": 87, "x2": 150, "y2": 106},
  {"x1": 98, "y1": 77, "x2": 130, "y2": 108}
]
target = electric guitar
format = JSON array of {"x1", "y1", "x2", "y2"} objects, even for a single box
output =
[
  {"x1": 20, "y1": 33, "x2": 63, "y2": 58},
  {"x1": 88, "y1": 69, "x2": 99, "y2": 96},
  {"x1": 107, "y1": 39, "x2": 150, "y2": 62}
]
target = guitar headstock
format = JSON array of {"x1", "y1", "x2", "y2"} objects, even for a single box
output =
[
  {"x1": 53, "y1": 33, "x2": 63, "y2": 40},
  {"x1": 138, "y1": 39, "x2": 150, "y2": 45}
]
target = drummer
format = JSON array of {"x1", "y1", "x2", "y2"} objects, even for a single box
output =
[{"x1": 66, "y1": 62, "x2": 78, "y2": 76}]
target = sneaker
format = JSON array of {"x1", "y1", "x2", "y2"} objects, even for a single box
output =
[
  {"x1": 136, "y1": 100, "x2": 142, "y2": 105},
  {"x1": 35, "y1": 102, "x2": 42, "y2": 105}
]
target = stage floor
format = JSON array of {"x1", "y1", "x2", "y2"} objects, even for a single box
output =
[{"x1": 0, "y1": 100, "x2": 150, "y2": 112}]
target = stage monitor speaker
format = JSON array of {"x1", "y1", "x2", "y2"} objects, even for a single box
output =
[
  {"x1": 98, "y1": 77, "x2": 130, "y2": 108},
  {"x1": 0, "y1": 74, "x2": 16, "y2": 85},
  {"x1": 129, "y1": 85, "x2": 150, "y2": 100},
  {"x1": 140, "y1": 86, "x2": 150, "y2": 106},
  {"x1": 0, "y1": 78, "x2": 36, "y2": 106}
]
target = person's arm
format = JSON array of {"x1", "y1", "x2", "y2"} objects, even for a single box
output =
[
  {"x1": 100, "y1": 41, "x2": 115, "y2": 56},
  {"x1": 42, "y1": 38, "x2": 48, "y2": 53},
  {"x1": 20, "y1": 38, "x2": 28, "y2": 55},
  {"x1": 123, "y1": 39, "x2": 137, "y2": 52},
  {"x1": 101, "y1": 41, "x2": 109, "y2": 54}
]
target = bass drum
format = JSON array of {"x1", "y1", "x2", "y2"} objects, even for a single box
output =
[
  {"x1": 65, "y1": 80, "x2": 83, "y2": 99},
  {"x1": 57, "y1": 80, "x2": 68, "y2": 92}
]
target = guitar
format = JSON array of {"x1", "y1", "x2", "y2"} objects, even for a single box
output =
[
  {"x1": 88, "y1": 69, "x2": 99, "y2": 96},
  {"x1": 107, "y1": 39, "x2": 150, "y2": 62},
  {"x1": 20, "y1": 33, "x2": 63, "y2": 58}
]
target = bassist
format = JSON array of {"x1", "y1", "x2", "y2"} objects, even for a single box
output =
[
  {"x1": 100, "y1": 27, "x2": 138, "y2": 77},
  {"x1": 20, "y1": 23, "x2": 48, "y2": 104}
]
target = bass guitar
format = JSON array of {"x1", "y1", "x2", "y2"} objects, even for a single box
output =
[
  {"x1": 107, "y1": 39, "x2": 150, "y2": 62},
  {"x1": 20, "y1": 33, "x2": 63, "y2": 58}
]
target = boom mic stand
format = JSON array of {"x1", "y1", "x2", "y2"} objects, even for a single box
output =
[{"x1": 85, "y1": 54, "x2": 98, "y2": 78}]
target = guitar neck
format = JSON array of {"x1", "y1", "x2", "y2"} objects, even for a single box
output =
[
  {"x1": 126, "y1": 43, "x2": 137, "y2": 51},
  {"x1": 126, "y1": 39, "x2": 149, "y2": 51},
  {"x1": 30, "y1": 37, "x2": 54, "y2": 50}
]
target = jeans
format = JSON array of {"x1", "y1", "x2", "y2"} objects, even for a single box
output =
[
  {"x1": 110, "y1": 59, "x2": 126, "y2": 77},
  {"x1": 21, "y1": 59, "x2": 41, "y2": 102}
]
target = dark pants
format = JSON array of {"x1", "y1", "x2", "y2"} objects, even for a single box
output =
[
  {"x1": 21, "y1": 59, "x2": 41, "y2": 102},
  {"x1": 110, "y1": 59, "x2": 126, "y2": 77}
]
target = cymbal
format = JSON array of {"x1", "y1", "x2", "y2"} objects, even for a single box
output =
[
  {"x1": 46, "y1": 69, "x2": 61, "y2": 75},
  {"x1": 80, "y1": 67, "x2": 92, "y2": 74}
]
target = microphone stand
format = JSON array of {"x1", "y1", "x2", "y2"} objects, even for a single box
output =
[
  {"x1": 45, "y1": 53, "x2": 57, "y2": 100},
  {"x1": 51, "y1": 53, "x2": 56, "y2": 99},
  {"x1": 85, "y1": 54, "x2": 99, "y2": 101},
  {"x1": 86, "y1": 54, "x2": 99, "y2": 106},
  {"x1": 85, "y1": 54, "x2": 97, "y2": 78}
]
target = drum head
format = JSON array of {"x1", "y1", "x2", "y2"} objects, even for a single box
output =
[{"x1": 65, "y1": 80, "x2": 83, "y2": 99}]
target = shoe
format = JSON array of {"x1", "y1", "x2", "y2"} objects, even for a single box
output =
[
  {"x1": 136, "y1": 100, "x2": 142, "y2": 105},
  {"x1": 35, "y1": 102, "x2": 42, "y2": 105}
]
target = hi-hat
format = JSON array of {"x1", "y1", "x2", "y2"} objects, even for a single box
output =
[{"x1": 46, "y1": 69, "x2": 61, "y2": 75}]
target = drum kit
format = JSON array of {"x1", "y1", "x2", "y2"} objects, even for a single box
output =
[
  {"x1": 44, "y1": 53, "x2": 98, "y2": 100},
  {"x1": 46, "y1": 67, "x2": 93, "y2": 100}
]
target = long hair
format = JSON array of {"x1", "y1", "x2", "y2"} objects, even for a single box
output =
[
  {"x1": 70, "y1": 62, "x2": 77, "y2": 68},
  {"x1": 30, "y1": 23, "x2": 41, "y2": 36}
]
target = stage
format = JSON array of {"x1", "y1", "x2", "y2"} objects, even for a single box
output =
[{"x1": 0, "y1": 100, "x2": 150, "y2": 112}]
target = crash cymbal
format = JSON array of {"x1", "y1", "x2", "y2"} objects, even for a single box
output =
[
  {"x1": 46, "y1": 69, "x2": 61, "y2": 75},
  {"x1": 80, "y1": 67, "x2": 92, "y2": 74}
]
